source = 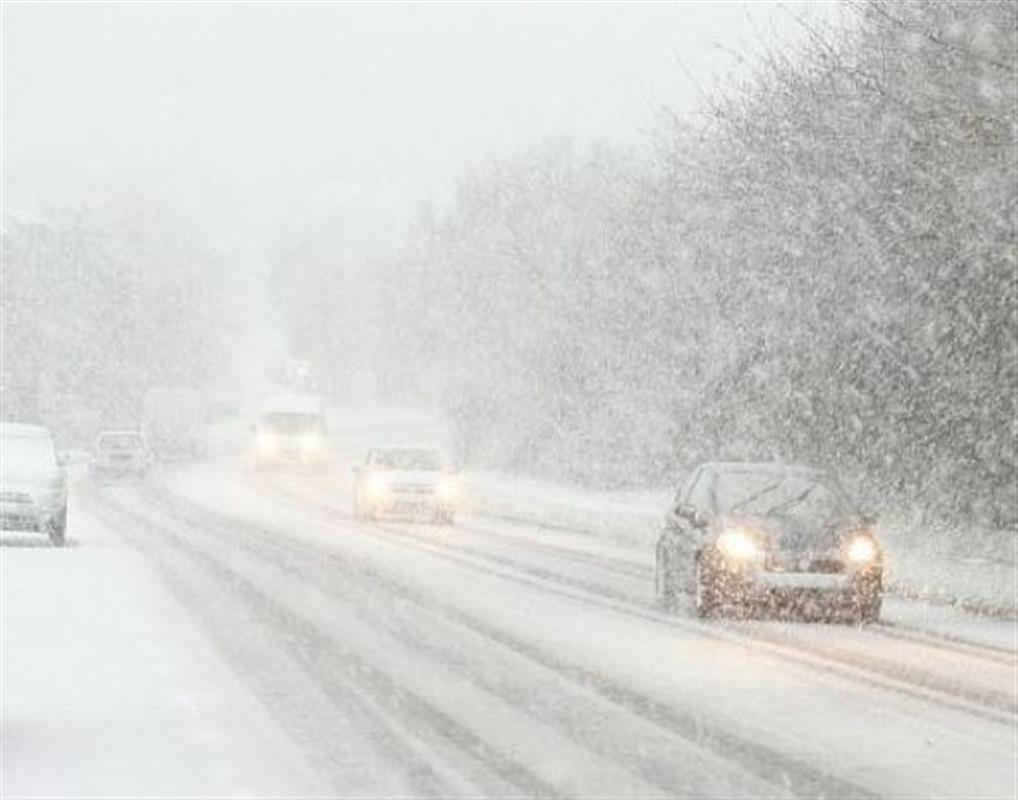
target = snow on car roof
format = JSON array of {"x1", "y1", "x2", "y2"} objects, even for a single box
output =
[
  {"x1": 702, "y1": 461, "x2": 827, "y2": 477},
  {"x1": 0, "y1": 422, "x2": 52, "y2": 439}
]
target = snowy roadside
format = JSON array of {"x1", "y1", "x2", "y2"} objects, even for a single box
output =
[
  {"x1": 0, "y1": 491, "x2": 326, "y2": 798},
  {"x1": 464, "y1": 470, "x2": 1018, "y2": 618}
]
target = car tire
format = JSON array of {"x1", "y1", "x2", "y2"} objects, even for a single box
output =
[
  {"x1": 694, "y1": 556, "x2": 720, "y2": 619},
  {"x1": 654, "y1": 543, "x2": 678, "y2": 611},
  {"x1": 49, "y1": 508, "x2": 67, "y2": 547},
  {"x1": 855, "y1": 592, "x2": 882, "y2": 624}
]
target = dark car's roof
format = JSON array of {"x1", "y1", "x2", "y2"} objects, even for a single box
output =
[{"x1": 699, "y1": 462, "x2": 828, "y2": 478}]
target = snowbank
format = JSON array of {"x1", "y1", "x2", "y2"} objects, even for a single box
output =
[{"x1": 0, "y1": 495, "x2": 325, "y2": 797}]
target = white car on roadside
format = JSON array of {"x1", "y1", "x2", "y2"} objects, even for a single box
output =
[{"x1": 0, "y1": 423, "x2": 69, "y2": 545}]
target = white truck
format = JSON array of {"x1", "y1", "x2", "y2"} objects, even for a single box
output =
[
  {"x1": 142, "y1": 388, "x2": 208, "y2": 460},
  {"x1": 253, "y1": 394, "x2": 330, "y2": 471}
]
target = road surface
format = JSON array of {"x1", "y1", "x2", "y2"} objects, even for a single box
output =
[{"x1": 3, "y1": 421, "x2": 1015, "y2": 798}]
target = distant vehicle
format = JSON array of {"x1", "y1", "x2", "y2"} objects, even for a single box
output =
[
  {"x1": 253, "y1": 395, "x2": 330, "y2": 470},
  {"x1": 89, "y1": 431, "x2": 152, "y2": 480},
  {"x1": 142, "y1": 388, "x2": 207, "y2": 460},
  {"x1": 0, "y1": 423, "x2": 69, "y2": 546},
  {"x1": 654, "y1": 462, "x2": 882, "y2": 622},
  {"x1": 352, "y1": 446, "x2": 458, "y2": 524}
]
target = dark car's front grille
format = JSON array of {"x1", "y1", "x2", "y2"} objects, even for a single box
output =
[
  {"x1": 808, "y1": 558, "x2": 844, "y2": 574},
  {"x1": 770, "y1": 554, "x2": 844, "y2": 573}
]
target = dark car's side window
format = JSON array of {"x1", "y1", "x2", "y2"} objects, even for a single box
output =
[
  {"x1": 685, "y1": 468, "x2": 715, "y2": 513},
  {"x1": 680, "y1": 468, "x2": 701, "y2": 505}
]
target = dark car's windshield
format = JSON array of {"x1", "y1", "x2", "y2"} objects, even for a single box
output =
[
  {"x1": 716, "y1": 470, "x2": 854, "y2": 526},
  {"x1": 260, "y1": 412, "x2": 323, "y2": 435},
  {"x1": 373, "y1": 449, "x2": 443, "y2": 471}
]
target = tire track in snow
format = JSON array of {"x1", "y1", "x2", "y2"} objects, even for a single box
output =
[
  {"x1": 81, "y1": 483, "x2": 548, "y2": 799},
  {"x1": 146, "y1": 474, "x2": 885, "y2": 800}
]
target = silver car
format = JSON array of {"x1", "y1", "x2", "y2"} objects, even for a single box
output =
[
  {"x1": 655, "y1": 462, "x2": 882, "y2": 622},
  {"x1": 352, "y1": 446, "x2": 459, "y2": 524},
  {"x1": 0, "y1": 423, "x2": 69, "y2": 545}
]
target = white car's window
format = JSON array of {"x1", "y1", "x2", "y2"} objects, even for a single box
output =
[{"x1": 0, "y1": 436, "x2": 56, "y2": 471}]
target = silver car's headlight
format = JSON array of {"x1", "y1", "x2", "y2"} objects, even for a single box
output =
[
  {"x1": 717, "y1": 528, "x2": 762, "y2": 561},
  {"x1": 366, "y1": 474, "x2": 388, "y2": 498},
  {"x1": 436, "y1": 479, "x2": 458, "y2": 501}
]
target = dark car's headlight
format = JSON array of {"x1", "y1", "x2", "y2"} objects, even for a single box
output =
[
  {"x1": 846, "y1": 535, "x2": 878, "y2": 564},
  {"x1": 717, "y1": 528, "x2": 763, "y2": 561}
]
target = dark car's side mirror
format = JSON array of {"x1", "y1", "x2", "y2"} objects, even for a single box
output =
[{"x1": 676, "y1": 503, "x2": 709, "y2": 529}]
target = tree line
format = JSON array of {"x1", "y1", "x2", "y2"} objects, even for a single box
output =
[
  {"x1": 278, "y1": 0, "x2": 1017, "y2": 526},
  {"x1": 1, "y1": 206, "x2": 228, "y2": 435}
]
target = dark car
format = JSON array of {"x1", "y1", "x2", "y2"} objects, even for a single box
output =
[{"x1": 654, "y1": 462, "x2": 882, "y2": 622}]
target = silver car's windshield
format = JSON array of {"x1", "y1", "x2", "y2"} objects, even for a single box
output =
[
  {"x1": 374, "y1": 449, "x2": 443, "y2": 471},
  {"x1": 260, "y1": 413, "x2": 323, "y2": 435}
]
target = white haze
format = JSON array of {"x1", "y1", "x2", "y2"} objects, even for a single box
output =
[{"x1": 3, "y1": 1, "x2": 832, "y2": 250}]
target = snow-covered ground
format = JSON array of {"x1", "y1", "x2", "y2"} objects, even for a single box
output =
[
  {"x1": 0, "y1": 500, "x2": 326, "y2": 798},
  {"x1": 4, "y1": 413, "x2": 1013, "y2": 797}
]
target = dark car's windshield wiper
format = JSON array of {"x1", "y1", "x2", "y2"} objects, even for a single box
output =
[
  {"x1": 728, "y1": 480, "x2": 785, "y2": 513},
  {"x1": 764, "y1": 484, "x2": 817, "y2": 517}
]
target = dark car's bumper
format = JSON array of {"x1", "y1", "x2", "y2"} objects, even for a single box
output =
[{"x1": 714, "y1": 565, "x2": 881, "y2": 615}]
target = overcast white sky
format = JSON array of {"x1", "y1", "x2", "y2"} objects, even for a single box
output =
[{"x1": 2, "y1": 2, "x2": 832, "y2": 252}]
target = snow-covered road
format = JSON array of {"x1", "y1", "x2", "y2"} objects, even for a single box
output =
[{"x1": 3, "y1": 429, "x2": 1015, "y2": 797}]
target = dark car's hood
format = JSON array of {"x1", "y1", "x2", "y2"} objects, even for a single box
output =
[{"x1": 725, "y1": 514, "x2": 858, "y2": 556}]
